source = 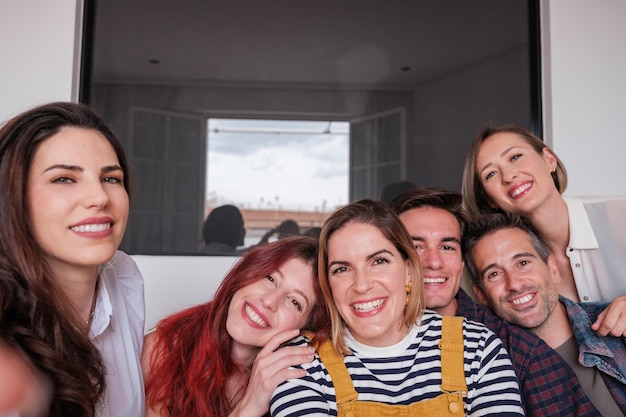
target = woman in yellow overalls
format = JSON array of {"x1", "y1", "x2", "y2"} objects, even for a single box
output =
[{"x1": 270, "y1": 200, "x2": 525, "y2": 417}]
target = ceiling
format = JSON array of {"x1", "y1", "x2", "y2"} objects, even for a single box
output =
[{"x1": 91, "y1": 0, "x2": 530, "y2": 88}]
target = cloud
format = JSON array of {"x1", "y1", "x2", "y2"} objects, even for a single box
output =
[{"x1": 206, "y1": 119, "x2": 349, "y2": 210}]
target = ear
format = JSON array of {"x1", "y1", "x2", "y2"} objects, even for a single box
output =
[
  {"x1": 541, "y1": 147, "x2": 558, "y2": 173},
  {"x1": 405, "y1": 259, "x2": 412, "y2": 286},
  {"x1": 546, "y1": 254, "x2": 561, "y2": 284}
]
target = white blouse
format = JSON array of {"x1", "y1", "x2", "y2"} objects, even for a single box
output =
[
  {"x1": 565, "y1": 196, "x2": 626, "y2": 302},
  {"x1": 91, "y1": 251, "x2": 145, "y2": 417}
]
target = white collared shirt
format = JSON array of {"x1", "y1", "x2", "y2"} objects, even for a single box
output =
[
  {"x1": 564, "y1": 196, "x2": 626, "y2": 302},
  {"x1": 90, "y1": 251, "x2": 145, "y2": 417}
]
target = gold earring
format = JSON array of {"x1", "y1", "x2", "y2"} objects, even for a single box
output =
[{"x1": 405, "y1": 282, "x2": 412, "y2": 305}]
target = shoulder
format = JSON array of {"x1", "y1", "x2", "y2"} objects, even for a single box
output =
[
  {"x1": 101, "y1": 251, "x2": 144, "y2": 296},
  {"x1": 105, "y1": 251, "x2": 143, "y2": 279},
  {"x1": 99, "y1": 251, "x2": 145, "y2": 334},
  {"x1": 284, "y1": 334, "x2": 312, "y2": 348},
  {"x1": 565, "y1": 195, "x2": 626, "y2": 221},
  {"x1": 562, "y1": 296, "x2": 608, "y2": 319}
]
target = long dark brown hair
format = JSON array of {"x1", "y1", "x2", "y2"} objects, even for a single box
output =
[{"x1": 0, "y1": 101, "x2": 133, "y2": 416}]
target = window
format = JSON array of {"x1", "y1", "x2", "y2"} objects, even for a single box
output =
[{"x1": 207, "y1": 118, "x2": 349, "y2": 247}]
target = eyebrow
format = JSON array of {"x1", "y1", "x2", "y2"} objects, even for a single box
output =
[
  {"x1": 411, "y1": 235, "x2": 460, "y2": 245},
  {"x1": 478, "y1": 146, "x2": 520, "y2": 176},
  {"x1": 327, "y1": 248, "x2": 394, "y2": 272},
  {"x1": 478, "y1": 251, "x2": 537, "y2": 278},
  {"x1": 44, "y1": 164, "x2": 123, "y2": 174},
  {"x1": 366, "y1": 248, "x2": 394, "y2": 261}
]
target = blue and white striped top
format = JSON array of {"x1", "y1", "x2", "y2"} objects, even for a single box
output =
[{"x1": 270, "y1": 311, "x2": 524, "y2": 417}]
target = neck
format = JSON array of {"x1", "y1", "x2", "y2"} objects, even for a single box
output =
[
  {"x1": 434, "y1": 298, "x2": 458, "y2": 317},
  {"x1": 231, "y1": 342, "x2": 261, "y2": 368},
  {"x1": 525, "y1": 195, "x2": 570, "y2": 252},
  {"x1": 52, "y1": 265, "x2": 100, "y2": 326}
]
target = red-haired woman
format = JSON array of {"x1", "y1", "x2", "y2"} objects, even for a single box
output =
[{"x1": 142, "y1": 236, "x2": 328, "y2": 417}]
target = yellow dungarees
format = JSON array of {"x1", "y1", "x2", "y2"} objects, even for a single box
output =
[{"x1": 317, "y1": 316, "x2": 467, "y2": 417}]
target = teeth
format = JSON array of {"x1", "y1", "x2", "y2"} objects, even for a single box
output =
[
  {"x1": 71, "y1": 223, "x2": 111, "y2": 233},
  {"x1": 424, "y1": 277, "x2": 446, "y2": 284},
  {"x1": 352, "y1": 298, "x2": 385, "y2": 312},
  {"x1": 512, "y1": 294, "x2": 533, "y2": 305},
  {"x1": 511, "y1": 183, "x2": 531, "y2": 197},
  {"x1": 244, "y1": 304, "x2": 268, "y2": 327}
]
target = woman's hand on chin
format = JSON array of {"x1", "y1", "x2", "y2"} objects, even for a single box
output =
[{"x1": 229, "y1": 328, "x2": 315, "y2": 417}]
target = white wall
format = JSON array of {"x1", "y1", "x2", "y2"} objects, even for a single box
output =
[
  {"x1": 541, "y1": 0, "x2": 626, "y2": 196},
  {"x1": 133, "y1": 255, "x2": 238, "y2": 332},
  {"x1": 0, "y1": 0, "x2": 81, "y2": 123},
  {"x1": 413, "y1": 45, "x2": 532, "y2": 191}
]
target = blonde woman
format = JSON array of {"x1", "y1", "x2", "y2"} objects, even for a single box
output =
[{"x1": 271, "y1": 199, "x2": 523, "y2": 416}]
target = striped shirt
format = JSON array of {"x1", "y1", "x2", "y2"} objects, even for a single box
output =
[{"x1": 270, "y1": 311, "x2": 524, "y2": 417}]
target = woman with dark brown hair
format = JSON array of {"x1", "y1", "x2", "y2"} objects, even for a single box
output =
[{"x1": 0, "y1": 101, "x2": 145, "y2": 417}]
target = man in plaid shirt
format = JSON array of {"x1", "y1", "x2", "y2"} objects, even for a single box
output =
[
  {"x1": 389, "y1": 187, "x2": 600, "y2": 417},
  {"x1": 464, "y1": 212, "x2": 626, "y2": 416}
]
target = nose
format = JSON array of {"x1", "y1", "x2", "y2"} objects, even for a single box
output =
[
  {"x1": 501, "y1": 166, "x2": 518, "y2": 183},
  {"x1": 261, "y1": 290, "x2": 281, "y2": 311},
  {"x1": 420, "y1": 247, "x2": 442, "y2": 270},
  {"x1": 503, "y1": 270, "x2": 524, "y2": 292},
  {"x1": 353, "y1": 268, "x2": 374, "y2": 293},
  {"x1": 83, "y1": 180, "x2": 109, "y2": 209}
]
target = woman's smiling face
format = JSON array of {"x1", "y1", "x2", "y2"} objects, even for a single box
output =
[
  {"x1": 226, "y1": 257, "x2": 316, "y2": 359},
  {"x1": 326, "y1": 222, "x2": 411, "y2": 347},
  {"x1": 27, "y1": 127, "x2": 129, "y2": 275},
  {"x1": 476, "y1": 132, "x2": 558, "y2": 215}
]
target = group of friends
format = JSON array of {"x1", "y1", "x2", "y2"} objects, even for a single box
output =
[{"x1": 0, "y1": 101, "x2": 624, "y2": 417}]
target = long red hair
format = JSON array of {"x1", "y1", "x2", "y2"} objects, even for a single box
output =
[{"x1": 144, "y1": 236, "x2": 328, "y2": 416}]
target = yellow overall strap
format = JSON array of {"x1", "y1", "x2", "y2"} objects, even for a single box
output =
[
  {"x1": 439, "y1": 316, "x2": 467, "y2": 393},
  {"x1": 316, "y1": 339, "x2": 358, "y2": 405}
]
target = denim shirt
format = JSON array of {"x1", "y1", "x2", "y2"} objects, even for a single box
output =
[{"x1": 561, "y1": 296, "x2": 626, "y2": 409}]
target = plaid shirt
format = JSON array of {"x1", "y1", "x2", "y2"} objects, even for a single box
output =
[
  {"x1": 561, "y1": 296, "x2": 626, "y2": 412},
  {"x1": 456, "y1": 289, "x2": 601, "y2": 416}
]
